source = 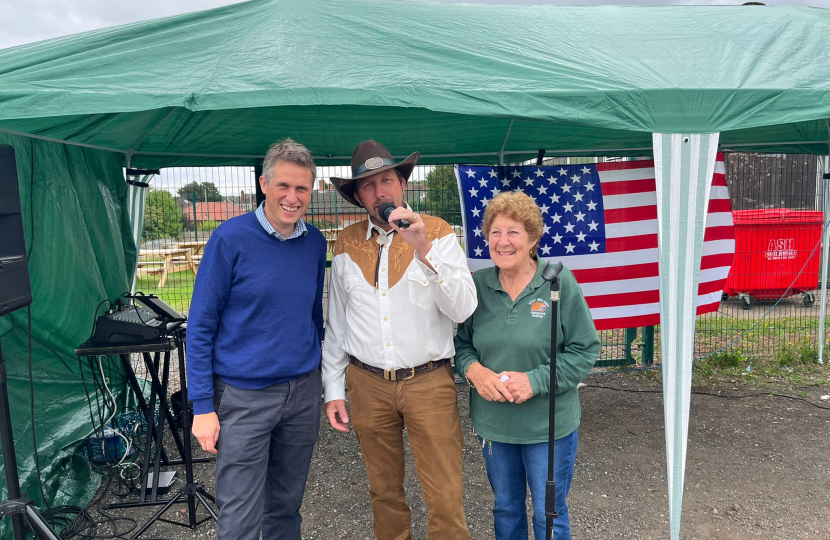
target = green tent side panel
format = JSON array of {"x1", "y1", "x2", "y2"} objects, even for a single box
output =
[{"x1": 0, "y1": 133, "x2": 135, "y2": 535}]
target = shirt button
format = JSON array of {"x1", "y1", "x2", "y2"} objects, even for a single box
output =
[
  {"x1": 382, "y1": 292, "x2": 387, "y2": 297},
  {"x1": 382, "y1": 267, "x2": 386, "y2": 272},
  {"x1": 440, "y1": 280, "x2": 444, "y2": 284},
  {"x1": 423, "y1": 280, "x2": 427, "y2": 284},
  {"x1": 386, "y1": 343, "x2": 391, "y2": 347},
  {"x1": 383, "y1": 317, "x2": 388, "y2": 321}
]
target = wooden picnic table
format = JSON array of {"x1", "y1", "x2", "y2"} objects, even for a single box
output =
[
  {"x1": 319, "y1": 228, "x2": 342, "y2": 252},
  {"x1": 138, "y1": 247, "x2": 199, "y2": 288},
  {"x1": 177, "y1": 240, "x2": 208, "y2": 255}
]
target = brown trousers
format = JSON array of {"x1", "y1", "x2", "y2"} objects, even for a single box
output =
[{"x1": 347, "y1": 363, "x2": 471, "y2": 540}]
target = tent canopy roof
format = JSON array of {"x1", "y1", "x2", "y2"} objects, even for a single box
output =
[{"x1": 1, "y1": 0, "x2": 829, "y2": 167}]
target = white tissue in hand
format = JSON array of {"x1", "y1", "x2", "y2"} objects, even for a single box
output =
[{"x1": 500, "y1": 375, "x2": 510, "y2": 383}]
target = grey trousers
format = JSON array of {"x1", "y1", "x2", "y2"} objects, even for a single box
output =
[{"x1": 213, "y1": 370, "x2": 321, "y2": 540}]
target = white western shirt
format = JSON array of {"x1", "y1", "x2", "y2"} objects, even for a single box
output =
[{"x1": 322, "y1": 215, "x2": 477, "y2": 402}]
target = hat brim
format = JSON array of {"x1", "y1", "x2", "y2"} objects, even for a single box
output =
[{"x1": 330, "y1": 152, "x2": 420, "y2": 207}]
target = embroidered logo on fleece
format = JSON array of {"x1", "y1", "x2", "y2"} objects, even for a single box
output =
[{"x1": 529, "y1": 298, "x2": 549, "y2": 318}]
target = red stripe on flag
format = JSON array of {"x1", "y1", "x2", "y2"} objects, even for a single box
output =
[
  {"x1": 605, "y1": 206, "x2": 657, "y2": 223},
  {"x1": 708, "y1": 199, "x2": 732, "y2": 213},
  {"x1": 701, "y1": 253, "x2": 734, "y2": 270},
  {"x1": 572, "y1": 262, "x2": 658, "y2": 283},
  {"x1": 585, "y1": 290, "x2": 660, "y2": 309},
  {"x1": 593, "y1": 300, "x2": 724, "y2": 330},
  {"x1": 703, "y1": 225, "x2": 735, "y2": 242},
  {"x1": 605, "y1": 234, "x2": 658, "y2": 252},
  {"x1": 696, "y1": 301, "x2": 721, "y2": 315},
  {"x1": 600, "y1": 179, "x2": 656, "y2": 196},
  {"x1": 594, "y1": 314, "x2": 659, "y2": 331},
  {"x1": 698, "y1": 280, "x2": 727, "y2": 296},
  {"x1": 595, "y1": 161, "x2": 655, "y2": 172}
]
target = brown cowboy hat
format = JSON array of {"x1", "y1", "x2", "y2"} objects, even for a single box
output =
[{"x1": 330, "y1": 140, "x2": 419, "y2": 207}]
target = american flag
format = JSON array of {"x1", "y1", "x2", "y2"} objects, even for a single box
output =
[{"x1": 456, "y1": 157, "x2": 734, "y2": 330}]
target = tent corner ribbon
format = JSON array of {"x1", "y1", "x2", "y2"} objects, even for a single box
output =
[{"x1": 652, "y1": 132, "x2": 721, "y2": 540}]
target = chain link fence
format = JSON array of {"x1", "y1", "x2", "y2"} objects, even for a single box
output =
[{"x1": 136, "y1": 153, "x2": 828, "y2": 365}]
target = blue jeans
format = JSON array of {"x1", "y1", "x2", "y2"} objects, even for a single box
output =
[{"x1": 480, "y1": 430, "x2": 578, "y2": 540}]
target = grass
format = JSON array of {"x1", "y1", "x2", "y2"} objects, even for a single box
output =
[
  {"x1": 135, "y1": 271, "x2": 195, "y2": 314},
  {"x1": 598, "y1": 315, "x2": 830, "y2": 389},
  {"x1": 691, "y1": 336, "x2": 830, "y2": 388}
]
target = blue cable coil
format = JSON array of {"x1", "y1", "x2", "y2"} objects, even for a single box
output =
[{"x1": 85, "y1": 409, "x2": 159, "y2": 464}]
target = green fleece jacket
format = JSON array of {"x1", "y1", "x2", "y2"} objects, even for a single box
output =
[{"x1": 454, "y1": 262, "x2": 600, "y2": 444}]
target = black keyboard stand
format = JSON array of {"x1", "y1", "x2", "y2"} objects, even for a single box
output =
[
  {"x1": 127, "y1": 326, "x2": 217, "y2": 538},
  {"x1": 75, "y1": 333, "x2": 217, "y2": 532}
]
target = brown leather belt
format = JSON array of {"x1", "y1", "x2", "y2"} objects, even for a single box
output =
[{"x1": 348, "y1": 355, "x2": 451, "y2": 381}]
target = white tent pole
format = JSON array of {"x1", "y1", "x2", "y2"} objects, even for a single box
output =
[
  {"x1": 819, "y1": 155, "x2": 830, "y2": 364},
  {"x1": 653, "y1": 132, "x2": 720, "y2": 540},
  {"x1": 127, "y1": 174, "x2": 153, "y2": 295}
]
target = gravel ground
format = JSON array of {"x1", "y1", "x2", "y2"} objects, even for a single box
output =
[{"x1": 86, "y1": 371, "x2": 830, "y2": 539}]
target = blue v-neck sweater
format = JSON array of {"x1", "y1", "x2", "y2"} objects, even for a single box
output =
[{"x1": 186, "y1": 212, "x2": 326, "y2": 415}]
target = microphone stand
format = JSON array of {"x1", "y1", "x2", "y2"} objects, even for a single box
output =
[
  {"x1": 541, "y1": 261, "x2": 563, "y2": 540},
  {"x1": 0, "y1": 337, "x2": 61, "y2": 540}
]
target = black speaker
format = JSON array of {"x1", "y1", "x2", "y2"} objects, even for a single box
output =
[{"x1": 0, "y1": 144, "x2": 32, "y2": 317}]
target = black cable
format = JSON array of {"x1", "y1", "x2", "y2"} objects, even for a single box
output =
[
  {"x1": 130, "y1": 304, "x2": 153, "y2": 327},
  {"x1": 54, "y1": 463, "x2": 169, "y2": 540},
  {"x1": 75, "y1": 353, "x2": 172, "y2": 539},
  {"x1": 27, "y1": 137, "x2": 35, "y2": 259},
  {"x1": 88, "y1": 300, "x2": 112, "y2": 342},
  {"x1": 78, "y1": 356, "x2": 104, "y2": 442},
  {"x1": 585, "y1": 383, "x2": 830, "y2": 410},
  {"x1": 28, "y1": 306, "x2": 55, "y2": 525}
]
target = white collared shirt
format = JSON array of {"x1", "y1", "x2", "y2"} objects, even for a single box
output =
[{"x1": 321, "y1": 215, "x2": 477, "y2": 402}]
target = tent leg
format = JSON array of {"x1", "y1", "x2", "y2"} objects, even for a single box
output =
[
  {"x1": 652, "y1": 132, "x2": 720, "y2": 540},
  {"x1": 819, "y1": 157, "x2": 830, "y2": 364}
]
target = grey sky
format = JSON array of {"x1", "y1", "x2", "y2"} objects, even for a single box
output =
[{"x1": 1, "y1": 0, "x2": 827, "y2": 49}]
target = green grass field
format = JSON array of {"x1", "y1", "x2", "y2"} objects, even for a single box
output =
[{"x1": 135, "y1": 271, "x2": 195, "y2": 313}]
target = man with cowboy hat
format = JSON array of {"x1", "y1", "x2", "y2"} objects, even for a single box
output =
[{"x1": 322, "y1": 140, "x2": 476, "y2": 540}]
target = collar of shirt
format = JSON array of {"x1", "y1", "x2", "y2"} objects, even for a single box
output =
[
  {"x1": 256, "y1": 201, "x2": 307, "y2": 241},
  {"x1": 486, "y1": 259, "x2": 547, "y2": 293}
]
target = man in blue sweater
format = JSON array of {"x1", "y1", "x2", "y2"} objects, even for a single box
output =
[{"x1": 187, "y1": 138, "x2": 327, "y2": 540}]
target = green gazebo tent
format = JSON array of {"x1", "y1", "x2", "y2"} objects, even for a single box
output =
[{"x1": 1, "y1": 0, "x2": 829, "y2": 537}]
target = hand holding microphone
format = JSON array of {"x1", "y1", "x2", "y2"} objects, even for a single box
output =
[
  {"x1": 377, "y1": 202, "x2": 433, "y2": 258},
  {"x1": 379, "y1": 202, "x2": 411, "y2": 228}
]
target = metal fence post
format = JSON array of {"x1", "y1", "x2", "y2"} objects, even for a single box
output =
[
  {"x1": 624, "y1": 327, "x2": 637, "y2": 364},
  {"x1": 642, "y1": 326, "x2": 654, "y2": 366},
  {"x1": 191, "y1": 192, "x2": 198, "y2": 241},
  {"x1": 818, "y1": 164, "x2": 830, "y2": 364}
]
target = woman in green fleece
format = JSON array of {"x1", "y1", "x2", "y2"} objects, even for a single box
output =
[{"x1": 455, "y1": 191, "x2": 600, "y2": 540}]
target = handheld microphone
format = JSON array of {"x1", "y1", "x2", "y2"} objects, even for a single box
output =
[{"x1": 378, "y1": 202, "x2": 411, "y2": 228}]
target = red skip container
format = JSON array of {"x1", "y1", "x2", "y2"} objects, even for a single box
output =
[{"x1": 723, "y1": 209, "x2": 823, "y2": 309}]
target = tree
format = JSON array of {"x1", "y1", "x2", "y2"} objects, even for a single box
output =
[
  {"x1": 142, "y1": 189, "x2": 184, "y2": 241},
  {"x1": 177, "y1": 181, "x2": 223, "y2": 202},
  {"x1": 424, "y1": 166, "x2": 461, "y2": 225}
]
